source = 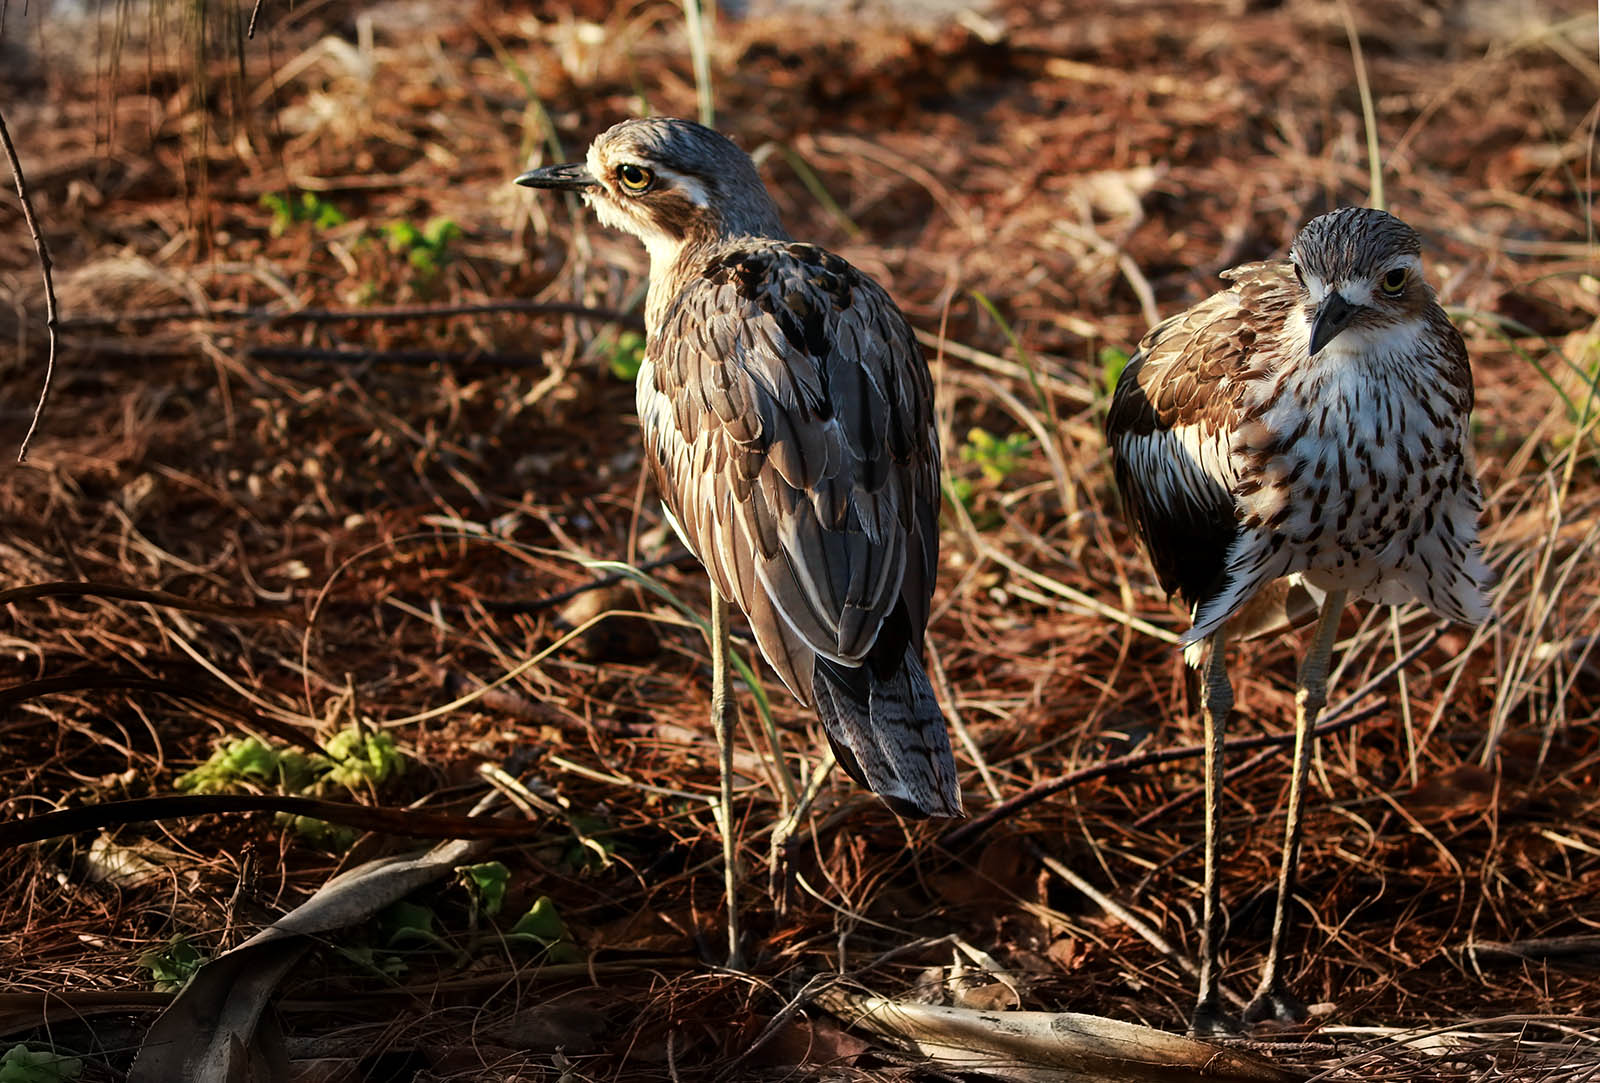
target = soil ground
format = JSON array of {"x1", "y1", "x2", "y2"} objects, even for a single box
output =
[{"x1": 2, "y1": 0, "x2": 1598, "y2": 1079}]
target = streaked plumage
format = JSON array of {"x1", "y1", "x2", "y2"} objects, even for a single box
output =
[
  {"x1": 1105, "y1": 206, "x2": 1492, "y2": 1031},
  {"x1": 1108, "y1": 208, "x2": 1491, "y2": 658},
  {"x1": 518, "y1": 118, "x2": 960, "y2": 819}
]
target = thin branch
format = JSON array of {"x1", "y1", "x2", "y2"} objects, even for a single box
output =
[
  {"x1": 58, "y1": 299, "x2": 644, "y2": 331},
  {"x1": 0, "y1": 105, "x2": 59, "y2": 462},
  {"x1": 245, "y1": 344, "x2": 554, "y2": 368}
]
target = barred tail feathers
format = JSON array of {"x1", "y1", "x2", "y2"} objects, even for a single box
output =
[{"x1": 813, "y1": 646, "x2": 963, "y2": 819}]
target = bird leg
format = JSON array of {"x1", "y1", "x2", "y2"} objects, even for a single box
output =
[
  {"x1": 1244, "y1": 588, "x2": 1347, "y2": 1024},
  {"x1": 767, "y1": 748, "x2": 837, "y2": 915},
  {"x1": 1191, "y1": 628, "x2": 1237, "y2": 1037},
  {"x1": 708, "y1": 590, "x2": 745, "y2": 970}
]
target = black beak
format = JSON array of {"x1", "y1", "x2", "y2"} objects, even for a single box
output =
[
  {"x1": 514, "y1": 162, "x2": 597, "y2": 191},
  {"x1": 1308, "y1": 292, "x2": 1360, "y2": 356}
]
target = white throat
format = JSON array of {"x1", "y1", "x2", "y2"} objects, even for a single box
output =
[{"x1": 1296, "y1": 311, "x2": 1428, "y2": 362}]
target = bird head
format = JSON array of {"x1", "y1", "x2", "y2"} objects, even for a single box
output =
[
  {"x1": 1288, "y1": 207, "x2": 1430, "y2": 357},
  {"x1": 515, "y1": 117, "x2": 787, "y2": 267}
]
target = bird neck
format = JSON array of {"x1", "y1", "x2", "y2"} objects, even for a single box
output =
[{"x1": 642, "y1": 224, "x2": 790, "y2": 333}]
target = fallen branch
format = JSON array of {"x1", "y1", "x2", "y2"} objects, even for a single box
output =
[
  {"x1": 58, "y1": 298, "x2": 643, "y2": 331},
  {"x1": 1463, "y1": 936, "x2": 1600, "y2": 966},
  {"x1": 0, "y1": 792, "x2": 542, "y2": 848},
  {"x1": 814, "y1": 987, "x2": 1304, "y2": 1082},
  {"x1": 0, "y1": 580, "x2": 291, "y2": 620},
  {"x1": 245, "y1": 344, "x2": 553, "y2": 367}
]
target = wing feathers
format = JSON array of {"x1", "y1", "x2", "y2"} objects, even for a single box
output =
[
  {"x1": 1105, "y1": 262, "x2": 1296, "y2": 617},
  {"x1": 643, "y1": 240, "x2": 940, "y2": 698}
]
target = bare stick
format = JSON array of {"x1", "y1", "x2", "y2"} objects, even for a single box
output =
[{"x1": 0, "y1": 106, "x2": 58, "y2": 462}]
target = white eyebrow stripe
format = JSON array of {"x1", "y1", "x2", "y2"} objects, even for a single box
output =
[
  {"x1": 650, "y1": 165, "x2": 709, "y2": 207},
  {"x1": 1304, "y1": 251, "x2": 1425, "y2": 306}
]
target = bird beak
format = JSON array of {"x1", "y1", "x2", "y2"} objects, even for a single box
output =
[
  {"x1": 1308, "y1": 292, "x2": 1360, "y2": 356},
  {"x1": 514, "y1": 162, "x2": 598, "y2": 191}
]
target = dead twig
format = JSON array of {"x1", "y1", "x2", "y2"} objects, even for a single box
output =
[
  {"x1": 0, "y1": 792, "x2": 542, "y2": 848},
  {"x1": 0, "y1": 105, "x2": 59, "y2": 462}
]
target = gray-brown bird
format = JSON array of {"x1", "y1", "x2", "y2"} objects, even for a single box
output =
[
  {"x1": 1105, "y1": 206, "x2": 1491, "y2": 1033},
  {"x1": 517, "y1": 117, "x2": 962, "y2": 961}
]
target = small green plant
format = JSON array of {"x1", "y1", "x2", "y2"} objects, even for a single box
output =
[
  {"x1": 603, "y1": 331, "x2": 647, "y2": 382},
  {"x1": 281, "y1": 815, "x2": 357, "y2": 851},
  {"x1": 947, "y1": 475, "x2": 977, "y2": 512},
  {"x1": 457, "y1": 861, "x2": 510, "y2": 919},
  {"x1": 508, "y1": 895, "x2": 582, "y2": 963},
  {"x1": 338, "y1": 899, "x2": 459, "y2": 978},
  {"x1": 260, "y1": 191, "x2": 346, "y2": 237},
  {"x1": 960, "y1": 427, "x2": 1032, "y2": 485},
  {"x1": 177, "y1": 727, "x2": 406, "y2": 849},
  {"x1": 0, "y1": 1045, "x2": 82, "y2": 1083},
  {"x1": 141, "y1": 935, "x2": 207, "y2": 992},
  {"x1": 378, "y1": 900, "x2": 445, "y2": 950},
  {"x1": 322, "y1": 728, "x2": 404, "y2": 789},
  {"x1": 1099, "y1": 345, "x2": 1131, "y2": 397},
  {"x1": 176, "y1": 735, "x2": 317, "y2": 794},
  {"x1": 560, "y1": 812, "x2": 617, "y2": 873},
  {"x1": 178, "y1": 728, "x2": 402, "y2": 795},
  {"x1": 334, "y1": 943, "x2": 409, "y2": 981},
  {"x1": 383, "y1": 217, "x2": 462, "y2": 275}
]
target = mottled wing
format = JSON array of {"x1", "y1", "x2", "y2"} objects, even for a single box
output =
[
  {"x1": 1105, "y1": 260, "x2": 1294, "y2": 613},
  {"x1": 640, "y1": 242, "x2": 940, "y2": 707}
]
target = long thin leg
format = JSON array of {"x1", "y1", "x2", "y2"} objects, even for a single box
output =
[
  {"x1": 767, "y1": 748, "x2": 837, "y2": 914},
  {"x1": 1245, "y1": 588, "x2": 1347, "y2": 1024},
  {"x1": 1192, "y1": 627, "x2": 1235, "y2": 1036},
  {"x1": 708, "y1": 590, "x2": 745, "y2": 969}
]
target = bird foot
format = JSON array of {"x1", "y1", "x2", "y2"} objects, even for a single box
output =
[
  {"x1": 1243, "y1": 984, "x2": 1308, "y2": 1026},
  {"x1": 1188, "y1": 998, "x2": 1242, "y2": 1038},
  {"x1": 767, "y1": 832, "x2": 797, "y2": 917}
]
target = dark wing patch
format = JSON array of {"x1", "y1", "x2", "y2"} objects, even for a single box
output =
[
  {"x1": 1104, "y1": 261, "x2": 1295, "y2": 612},
  {"x1": 644, "y1": 242, "x2": 940, "y2": 706}
]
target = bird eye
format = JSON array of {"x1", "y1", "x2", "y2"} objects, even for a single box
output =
[
  {"x1": 1292, "y1": 264, "x2": 1306, "y2": 289},
  {"x1": 1379, "y1": 267, "x2": 1408, "y2": 295},
  {"x1": 616, "y1": 164, "x2": 654, "y2": 193}
]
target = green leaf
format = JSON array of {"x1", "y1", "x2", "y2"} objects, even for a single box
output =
[
  {"x1": 1099, "y1": 345, "x2": 1131, "y2": 396},
  {"x1": 508, "y1": 896, "x2": 582, "y2": 963},
  {"x1": 335, "y1": 944, "x2": 408, "y2": 981},
  {"x1": 0, "y1": 1046, "x2": 83, "y2": 1083},
  {"x1": 280, "y1": 814, "x2": 356, "y2": 852},
  {"x1": 458, "y1": 861, "x2": 510, "y2": 917},
  {"x1": 176, "y1": 736, "x2": 284, "y2": 794},
  {"x1": 510, "y1": 895, "x2": 568, "y2": 941},
  {"x1": 959, "y1": 426, "x2": 1032, "y2": 485},
  {"x1": 383, "y1": 220, "x2": 423, "y2": 251},
  {"x1": 379, "y1": 900, "x2": 440, "y2": 947},
  {"x1": 606, "y1": 331, "x2": 647, "y2": 382},
  {"x1": 260, "y1": 192, "x2": 344, "y2": 237},
  {"x1": 322, "y1": 727, "x2": 405, "y2": 788},
  {"x1": 423, "y1": 217, "x2": 462, "y2": 248},
  {"x1": 140, "y1": 936, "x2": 207, "y2": 992}
]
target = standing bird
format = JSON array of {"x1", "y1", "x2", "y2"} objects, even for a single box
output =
[
  {"x1": 517, "y1": 118, "x2": 962, "y2": 962},
  {"x1": 1105, "y1": 207, "x2": 1491, "y2": 1033}
]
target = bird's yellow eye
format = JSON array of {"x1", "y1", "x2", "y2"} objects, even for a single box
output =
[
  {"x1": 1379, "y1": 267, "x2": 1409, "y2": 295},
  {"x1": 617, "y1": 164, "x2": 654, "y2": 193}
]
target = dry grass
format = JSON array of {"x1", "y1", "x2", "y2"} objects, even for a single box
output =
[{"x1": 1, "y1": 0, "x2": 1598, "y2": 1079}]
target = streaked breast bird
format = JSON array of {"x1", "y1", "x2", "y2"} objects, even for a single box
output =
[
  {"x1": 517, "y1": 117, "x2": 962, "y2": 964},
  {"x1": 1105, "y1": 206, "x2": 1492, "y2": 1033}
]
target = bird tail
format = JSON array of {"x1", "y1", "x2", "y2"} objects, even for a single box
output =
[{"x1": 812, "y1": 645, "x2": 964, "y2": 819}]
